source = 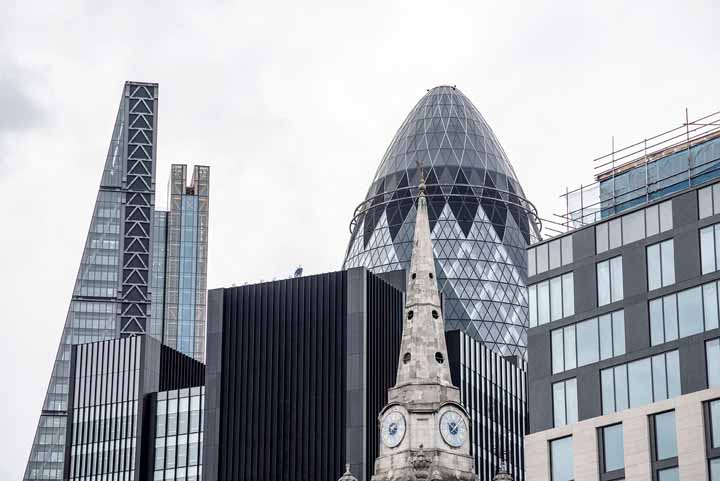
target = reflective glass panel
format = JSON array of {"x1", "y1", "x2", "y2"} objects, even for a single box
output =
[
  {"x1": 702, "y1": 226, "x2": 717, "y2": 275},
  {"x1": 611, "y1": 256, "x2": 623, "y2": 302},
  {"x1": 623, "y1": 210, "x2": 645, "y2": 244},
  {"x1": 705, "y1": 283, "x2": 720, "y2": 331},
  {"x1": 602, "y1": 424, "x2": 624, "y2": 472},
  {"x1": 562, "y1": 273, "x2": 574, "y2": 317},
  {"x1": 598, "y1": 260, "x2": 611, "y2": 306},
  {"x1": 628, "y1": 358, "x2": 652, "y2": 408},
  {"x1": 550, "y1": 436, "x2": 573, "y2": 481},
  {"x1": 577, "y1": 317, "x2": 599, "y2": 367},
  {"x1": 708, "y1": 339, "x2": 720, "y2": 388},
  {"x1": 551, "y1": 277, "x2": 563, "y2": 321},
  {"x1": 654, "y1": 411, "x2": 678, "y2": 460},
  {"x1": 710, "y1": 458, "x2": 720, "y2": 481},
  {"x1": 658, "y1": 467, "x2": 679, "y2": 481},
  {"x1": 710, "y1": 400, "x2": 720, "y2": 449},
  {"x1": 678, "y1": 287, "x2": 703, "y2": 338},
  {"x1": 647, "y1": 243, "x2": 662, "y2": 291}
]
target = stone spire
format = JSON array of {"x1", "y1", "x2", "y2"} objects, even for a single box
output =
[
  {"x1": 394, "y1": 162, "x2": 453, "y2": 389},
  {"x1": 493, "y1": 461, "x2": 512, "y2": 481},
  {"x1": 338, "y1": 464, "x2": 358, "y2": 481}
]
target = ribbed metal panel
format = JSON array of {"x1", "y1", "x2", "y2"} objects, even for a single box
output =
[
  {"x1": 216, "y1": 272, "x2": 348, "y2": 481},
  {"x1": 365, "y1": 272, "x2": 403, "y2": 476},
  {"x1": 448, "y1": 330, "x2": 528, "y2": 481}
]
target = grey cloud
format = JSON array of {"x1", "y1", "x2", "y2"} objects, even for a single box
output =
[{"x1": 0, "y1": 71, "x2": 45, "y2": 132}]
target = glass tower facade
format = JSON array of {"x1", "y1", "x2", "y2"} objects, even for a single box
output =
[
  {"x1": 148, "y1": 164, "x2": 209, "y2": 362},
  {"x1": 24, "y1": 83, "x2": 210, "y2": 480},
  {"x1": 344, "y1": 86, "x2": 540, "y2": 358}
]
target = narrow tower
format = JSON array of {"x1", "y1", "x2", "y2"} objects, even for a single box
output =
[{"x1": 372, "y1": 167, "x2": 476, "y2": 481}]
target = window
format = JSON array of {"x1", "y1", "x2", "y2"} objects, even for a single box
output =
[
  {"x1": 553, "y1": 378, "x2": 577, "y2": 427},
  {"x1": 701, "y1": 224, "x2": 720, "y2": 275},
  {"x1": 529, "y1": 272, "x2": 574, "y2": 327},
  {"x1": 647, "y1": 239, "x2": 675, "y2": 290},
  {"x1": 651, "y1": 411, "x2": 678, "y2": 480},
  {"x1": 709, "y1": 399, "x2": 720, "y2": 480},
  {"x1": 601, "y1": 350, "x2": 680, "y2": 414},
  {"x1": 552, "y1": 311, "x2": 625, "y2": 373},
  {"x1": 596, "y1": 201, "x2": 672, "y2": 254},
  {"x1": 599, "y1": 423, "x2": 625, "y2": 479},
  {"x1": 528, "y1": 236, "x2": 573, "y2": 276},
  {"x1": 699, "y1": 183, "x2": 720, "y2": 219},
  {"x1": 708, "y1": 399, "x2": 720, "y2": 449},
  {"x1": 550, "y1": 436, "x2": 573, "y2": 481},
  {"x1": 597, "y1": 256, "x2": 623, "y2": 306},
  {"x1": 709, "y1": 339, "x2": 720, "y2": 388},
  {"x1": 650, "y1": 281, "x2": 720, "y2": 346}
]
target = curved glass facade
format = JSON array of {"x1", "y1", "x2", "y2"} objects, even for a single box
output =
[{"x1": 343, "y1": 86, "x2": 540, "y2": 357}]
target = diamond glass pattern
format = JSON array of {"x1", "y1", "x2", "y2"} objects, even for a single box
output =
[{"x1": 343, "y1": 86, "x2": 540, "y2": 358}]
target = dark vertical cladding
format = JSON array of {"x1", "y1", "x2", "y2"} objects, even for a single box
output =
[
  {"x1": 365, "y1": 272, "x2": 404, "y2": 476},
  {"x1": 447, "y1": 330, "x2": 528, "y2": 481},
  {"x1": 214, "y1": 271, "x2": 349, "y2": 481},
  {"x1": 120, "y1": 83, "x2": 157, "y2": 336},
  {"x1": 159, "y1": 344, "x2": 205, "y2": 391}
]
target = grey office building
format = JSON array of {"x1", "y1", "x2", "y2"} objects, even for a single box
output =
[
  {"x1": 525, "y1": 113, "x2": 720, "y2": 481},
  {"x1": 24, "y1": 82, "x2": 211, "y2": 481}
]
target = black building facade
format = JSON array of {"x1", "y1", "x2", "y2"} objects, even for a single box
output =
[
  {"x1": 64, "y1": 336, "x2": 204, "y2": 481},
  {"x1": 203, "y1": 268, "x2": 405, "y2": 481}
]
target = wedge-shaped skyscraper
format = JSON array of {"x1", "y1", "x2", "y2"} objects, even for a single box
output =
[
  {"x1": 23, "y1": 82, "x2": 210, "y2": 481},
  {"x1": 344, "y1": 86, "x2": 541, "y2": 357}
]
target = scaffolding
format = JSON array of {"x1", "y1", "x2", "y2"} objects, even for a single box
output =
[{"x1": 543, "y1": 108, "x2": 720, "y2": 237}]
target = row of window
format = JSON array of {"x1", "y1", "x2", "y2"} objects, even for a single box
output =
[
  {"x1": 552, "y1": 339, "x2": 718, "y2": 426},
  {"x1": 528, "y1": 273, "x2": 574, "y2": 327},
  {"x1": 595, "y1": 200, "x2": 673, "y2": 254},
  {"x1": 529, "y1": 255, "x2": 626, "y2": 328},
  {"x1": 551, "y1": 310, "x2": 625, "y2": 374},
  {"x1": 550, "y1": 399, "x2": 720, "y2": 481},
  {"x1": 601, "y1": 350, "x2": 680, "y2": 415},
  {"x1": 650, "y1": 279, "x2": 720, "y2": 346},
  {"x1": 528, "y1": 236, "x2": 573, "y2": 276}
]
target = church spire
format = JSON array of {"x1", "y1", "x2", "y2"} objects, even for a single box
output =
[{"x1": 394, "y1": 159, "x2": 453, "y2": 388}]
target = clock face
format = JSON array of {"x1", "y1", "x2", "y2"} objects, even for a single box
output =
[
  {"x1": 381, "y1": 411, "x2": 406, "y2": 448},
  {"x1": 439, "y1": 410, "x2": 467, "y2": 448}
]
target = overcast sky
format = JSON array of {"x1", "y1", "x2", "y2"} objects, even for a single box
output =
[{"x1": 1, "y1": 0, "x2": 719, "y2": 478}]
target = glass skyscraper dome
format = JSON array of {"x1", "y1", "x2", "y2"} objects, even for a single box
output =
[{"x1": 343, "y1": 86, "x2": 541, "y2": 358}]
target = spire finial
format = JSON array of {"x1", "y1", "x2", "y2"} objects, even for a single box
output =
[{"x1": 338, "y1": 463, "x2": 358, "y2": 481}]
